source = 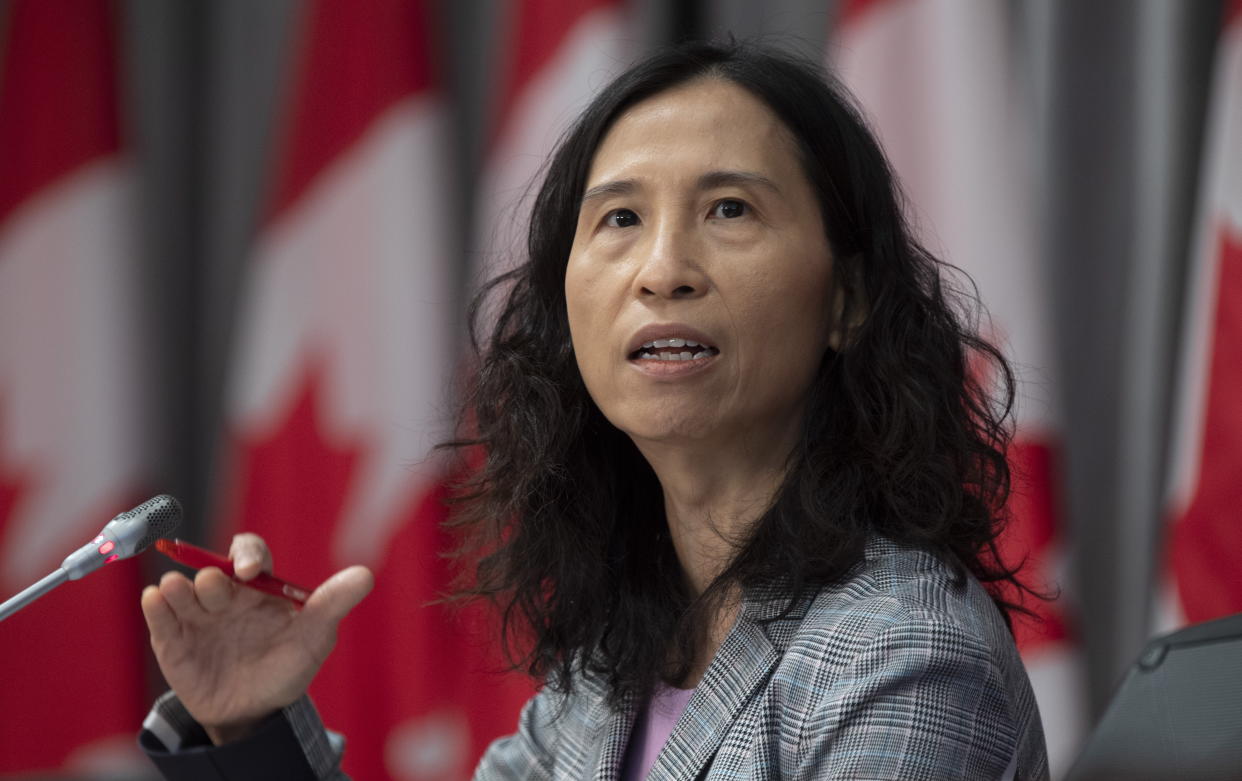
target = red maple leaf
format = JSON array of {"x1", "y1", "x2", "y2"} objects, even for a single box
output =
[
  {"x1": 968, "y1": 332, "x2": 1074, "y2": 652},
  {"x1": 218, "y1": 361, "x2": 361, "y2": 587},
  {"x1": 1172, "y1": 226, "x2": 1242, "y2": 623},
  {"x1": 219, "y1": 363, "x2": 530, "y2": 779},
  {"x1": 997, "y1": 438, "x2": 1072, "y2": 652},
  {"x1": 0, "y1": 402, "x2": 149, "y2": 773}
]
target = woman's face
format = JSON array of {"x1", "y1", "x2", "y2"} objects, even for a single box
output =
[{"x1": 565, "y1": 78, "x2": 836, "y2": 452}]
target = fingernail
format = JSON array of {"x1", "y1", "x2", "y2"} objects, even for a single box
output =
[{"x1": 236, "y1": 554, "x2": 258, "y2": 572}]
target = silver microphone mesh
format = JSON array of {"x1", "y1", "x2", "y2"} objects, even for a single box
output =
[{"x1": 131, "y1": 495, "x2": 183, "y2": 552}]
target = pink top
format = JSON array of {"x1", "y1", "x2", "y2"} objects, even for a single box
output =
[{"x1": 620, "y1": 684, "x2": 696, "y2": 780}]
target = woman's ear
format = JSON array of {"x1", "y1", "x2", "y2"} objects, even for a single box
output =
[{"x1": 827, "y1": 254, "x2": 866, "y2": 351}]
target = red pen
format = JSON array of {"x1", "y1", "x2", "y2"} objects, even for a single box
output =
[{"x1": 155, "y1": 538, "x2": 310, "y2": 607}]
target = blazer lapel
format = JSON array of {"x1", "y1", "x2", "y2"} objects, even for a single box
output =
[
  {"x1": 645, "y1": 615, "x2": 780, "y2": 780},
  {"x1": 584, "y1": 681, "x2": 639, "y2": 781},
  {"x1": 645, "y1": 584, "x2": 813, "y2": 781},
  {"x1": 575, "y1": 584, "x2": 811, "y2": 781}
]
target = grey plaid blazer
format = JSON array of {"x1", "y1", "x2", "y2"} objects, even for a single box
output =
[{"x1": 475, "y1": 537, "x2": 1049, "y2": 780}]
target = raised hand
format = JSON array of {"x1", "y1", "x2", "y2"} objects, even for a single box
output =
[{"x1": 140, "y1": 533, "x2": 373, "y2": 745}]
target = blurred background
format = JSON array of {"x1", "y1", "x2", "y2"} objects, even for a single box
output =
[{"x1": 1, "y1": 0, "x2": 1238, "y2": 778}]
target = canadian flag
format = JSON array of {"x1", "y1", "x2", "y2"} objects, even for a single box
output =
[
  {"x1": 1163, "y1": 1, "x2": 1242, "y2": 628},
  {"x1": 831, "y1": 0, "x2": 1085, "y2": 774},
  {"x1": 475, "y1": 0, "x2": 633, "y2": 285},
  {"x1": 215, "y1": 1, "x2": 526, "y2": 778},
  {"x1": 0, "y1": 0, "x2": 152, "y2": 775}
]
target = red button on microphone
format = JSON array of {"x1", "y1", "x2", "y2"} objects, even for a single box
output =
[{"x1": 98, "y1": 540, "x2": 115, "y2": 555}]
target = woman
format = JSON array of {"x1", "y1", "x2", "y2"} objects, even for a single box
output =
[{"x1": 140, "y1": 40, "x2": 1050, "y2": 780}]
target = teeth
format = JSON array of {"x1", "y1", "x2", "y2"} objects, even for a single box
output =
[
  {"x1": 638, "y1": 350, "x2": 714, "y2": 361},
  {"x1": 633, "y1": 337, "x2": 720, "y2": 362},
  {"x1": 639, "y1": 337, "x2": 708, "y2": 350}
]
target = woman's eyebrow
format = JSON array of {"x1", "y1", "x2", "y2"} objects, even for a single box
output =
[
  {"x1": 698, "y1": 170, "x2": 782, "y2": 195},
  {"x1": 581, "y1": 179, "x2": 637, "y2": 206},
  {"x1": 580, "y1": 170, "x2": 781, "y2": 206}
]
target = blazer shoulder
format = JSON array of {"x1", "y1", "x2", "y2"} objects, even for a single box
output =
[
  {"x1": 766, "y1": 540, "x2": 1050, "y2": 780},
  {"x1": 778, "y1": 539, "x2": 1021, "y2": 682}
]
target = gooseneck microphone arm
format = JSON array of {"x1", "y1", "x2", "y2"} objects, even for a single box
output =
[
  {"x1": 0, "y1": 495, "x2": 182, "y2": 622},
  {"x1": 0, "y1": 569, "x2": 71, "y2": 622}
]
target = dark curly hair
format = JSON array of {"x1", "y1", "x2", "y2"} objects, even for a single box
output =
[{"x1": 446, "y1": 39, "x2": 1032, "y2": 706}]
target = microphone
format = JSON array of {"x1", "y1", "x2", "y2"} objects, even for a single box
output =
[{"x1": 0, "y1": 494, "x2": 182, "y2": 622}]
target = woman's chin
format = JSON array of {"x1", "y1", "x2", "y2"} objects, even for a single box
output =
[{"x1": 616, "y1": 414, "x2": 721, "y2": 450}]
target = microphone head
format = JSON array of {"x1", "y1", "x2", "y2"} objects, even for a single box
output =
[
  {"x1": 103, "y1": 495, "x2": 183, "y2": 557},
  {"x1": 60, "y1": 495, "x2": 185, "y2": 580}
]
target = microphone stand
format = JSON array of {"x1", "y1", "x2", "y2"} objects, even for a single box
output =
[{"x1": 0, "y1": 569, "x2": 70, "y2": 621}]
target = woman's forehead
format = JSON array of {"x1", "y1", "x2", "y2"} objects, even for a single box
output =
[{"x1": 584, "y1": 79, "x2": 804, "y2": 190}]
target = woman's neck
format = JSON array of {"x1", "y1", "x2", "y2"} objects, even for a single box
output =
[
  {"x1": 632, "y1": 420, "x2": 800, "y2": 686},
  {"x1": 635, "y1": 426, "x2": 797, "y2": 597}
]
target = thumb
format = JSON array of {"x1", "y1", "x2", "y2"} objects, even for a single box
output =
[{"x1": 303, "y1": 565, "x2": 374, "y2": 628}]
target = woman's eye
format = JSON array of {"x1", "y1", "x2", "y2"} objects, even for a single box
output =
[
  {"x1": 604, "y1": 209, "x2": 639, "y2": 228},
  {"x1": 711, "y1": 199, "x2": 747, "y2": 219}
]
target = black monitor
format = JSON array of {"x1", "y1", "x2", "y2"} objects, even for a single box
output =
[{"x1": 1067, "y1": 611, "x2": 1242, "y2": 780}]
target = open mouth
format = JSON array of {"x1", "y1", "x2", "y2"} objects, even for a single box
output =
[{"x1": 629, "y1": 338, "x2": 720, "y2": 362}]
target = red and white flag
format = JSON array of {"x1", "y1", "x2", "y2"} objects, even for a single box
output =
[
  {"x1": 831, "y1": 0, "x2": 1084, "y2": 773},
  {"x1": 215, "y1": 2, "x2": 525, "y2": 778},
  {"x1": 1163, "y1": 1, "x2": 1242, "y2": 629},
  {"x1": 0, "y1": 0, "x2": 153, "y2": 775},
  {"x1": 475, "y1": 0, "x2": 633, "y2": 285}
]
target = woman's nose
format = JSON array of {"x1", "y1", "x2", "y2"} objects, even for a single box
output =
[{"x1": 632, "y1": 219, "x2": 708, "y2": 299}]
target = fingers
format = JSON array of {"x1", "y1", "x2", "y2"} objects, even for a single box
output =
[
  {"x1": 157, "y1": 568, "x2": 244, "y2": 618},
  {"x1": 157, "y1": 570, "x2": 206, "y2": 621},
  {"x1": 230, "y1": 533, "x2": 273, "y2": 581},
  {"x1": 194, "y1": 567, "x2": 237, "y2": 613},
  {"x1": 303, "y1": 566, "x2": 374, "y2": 628},
  {"x1": 141, "y1": 584, "x2": 180, "y2": 639}
]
